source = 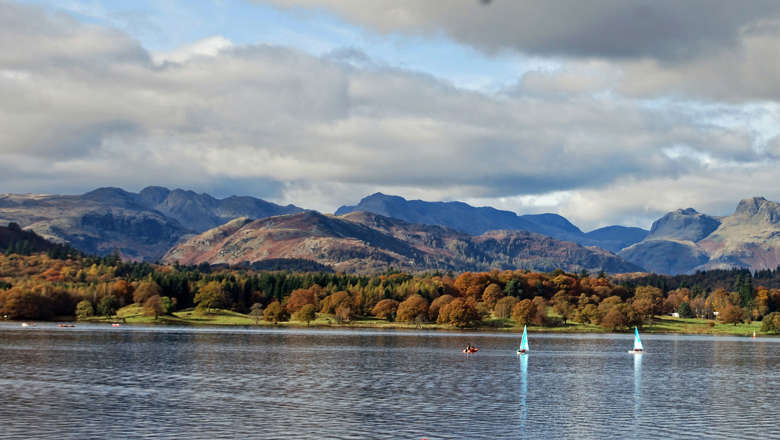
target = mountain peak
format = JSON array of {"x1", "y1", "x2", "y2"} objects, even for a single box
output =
[
  {"x1": 646, "y1": 207, "x2": 720, "y2": 242},
  {"x1": 733, "y1": 196, "x2": 780, "y2": 223}
]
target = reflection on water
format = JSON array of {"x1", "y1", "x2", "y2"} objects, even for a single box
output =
[
  {"x1": 633, "y1": 352, "x2": 642, "y2": 434},
  {"x1": 518, "y1": 354, "x2": 528, "y2": 440},
  {"x1": 0, "y1": 323, "x2": 778, "y2": 440}
]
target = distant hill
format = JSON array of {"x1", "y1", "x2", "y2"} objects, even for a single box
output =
[
  {"x1": 0, "y1": 187, "x2": 302, "y2": 261},
  {"x1": 335, "y1": 192, "x2": 648, "y2": 251},
  {"x1": 620, "y1": 197, "x2": 780, "y2": 274},
  {"x1": 0, "y1": 223, "x2": 60, "y2": 254},
  {"x1": 163, "y1": 210, "x2": 643, "y2": 274}
]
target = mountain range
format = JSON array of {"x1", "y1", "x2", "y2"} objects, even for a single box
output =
[
  {"x1": 2, "y1": 186, "x2": 780, "y2": 275},
  {"x1": 162, "y1": 211, "x2": 642, "y2": 273},
  {"x1": 0, "y1": 187, "x2": 301, "y2": 260},
  {"x1": 336, "y1": 193, "x2": 649, "y2": 252}
]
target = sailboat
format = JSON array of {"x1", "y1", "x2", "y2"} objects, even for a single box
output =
[
  {"x1": 628, "y1": 327, "x2": 644, "y2": 353},
  {"x1": 516, "y1": 325, "x2": 529, "y2": 354}
]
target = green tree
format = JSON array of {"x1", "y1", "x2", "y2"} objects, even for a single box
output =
[
  {"x1": 160, "y1": 296, "x2": 176, "y2": 314},
  {"x1": 293, "y1": 303, "x2": 317, "y2": 326},
  {"x1": 503, "y1": 279, "x2": 523, "y2": 298},
  {"x1": 677, "y1": 301, "x2": 693, "y2": 318},
  {"x1": 760, "y1": 312, "x2": 780, "y2": 334},
  {"x1": 195, "y1": 281, "x2": 228, "y2": 312},
  {"x1": 97, "y1": 295, "x2": 120, "y2": 317},
  {"x1": 76, "y1": 300, "x2": 94, "y2": 320}
]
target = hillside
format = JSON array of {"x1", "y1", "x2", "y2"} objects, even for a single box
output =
[{"x1": 164, "y1": 211, "x2": 642, "y2": 274}]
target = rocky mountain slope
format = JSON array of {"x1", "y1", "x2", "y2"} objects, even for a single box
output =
[
  {"x1": 163, "y1": 211, "x2": 643, "y2": 274},
  {"x1": 335, "y1": 193, "x2": 648, "y2": 251},
  {"x1": 0, "y1": 187, "x2": 301, "y2": 261},
  {"x1": 620, "y1": 197, "x2": 780, "y2": 274}
]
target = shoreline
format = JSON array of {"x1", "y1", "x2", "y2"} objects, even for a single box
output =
[{"x1": 3, "y1": 314, "x2": 769, "y2": 337}]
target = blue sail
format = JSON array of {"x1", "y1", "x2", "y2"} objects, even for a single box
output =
[
  {"x1": 633, "y1": 327, "x2": 644, "y2": 351},
  {"x1": 519, "y1": 325, "x2": 529, "y2": 352}
]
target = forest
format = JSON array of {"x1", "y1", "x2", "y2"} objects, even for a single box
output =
[{"x1": 2, "y1": 247, "x2": 780, "y2": 334}]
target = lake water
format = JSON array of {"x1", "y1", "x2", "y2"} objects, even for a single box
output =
[{"x1": 0, "y1": 323, "x2": 778, "y2": 439}]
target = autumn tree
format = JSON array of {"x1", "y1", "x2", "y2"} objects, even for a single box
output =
[
  {"x1": 437, "y1": 297, "x2": 480, "y2": 327},
  {"x1": 133, "y1": 280, "x2": 162, "y2": 304},
  {"x1": 143, "y1": 295, "x2": 164, "y2": 320},
  {"x1": 249, "y1": 303, "x2": 264, "y2": 324},
  {"x1": 371, "y1": 299, "x2": 399, "y2": 321},
  {"x1": 396, "y1": 294, "x2": 429, "y2": 323},
  {"x1": 512, "y1": 299, "x2": 536, "y2": 326},
  {"x1": 110, "y1": 279, "x2": 134, "y2": 306},
  {"x1": 286, "y1": 288, "x2": 318, "y2": 315},
  {"x1": 481, "y1": 283, "x2": 503, "y2": 309},
  {"x1": 263, "y1": 300, "x2": 286, "y2": 323},
  {"x1": 494, "y1": 296, "x2": 518, "y2": 319},
  {"x1": 428, "y1": 294, "x2": 454, "y2": 321},
  {"x1": 719, "y1": 304, "x2": 747, "y2": 326},
  {"x1": 334, "y1": 305, "x2": 352, "y2": 323},
  {"x1": 552, "y1": 291, "x2": 575, "y2": 325},
  {"x1": 320, "y1": 291, "x2": 352, "y2": 314}
]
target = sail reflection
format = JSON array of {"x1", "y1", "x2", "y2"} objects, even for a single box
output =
[
  {"x1": 633, "y1": 352, "x2": 642, "y2": 429},
  {"x1": 519, "y1": 353, "x2": 528, "y2": 439}
]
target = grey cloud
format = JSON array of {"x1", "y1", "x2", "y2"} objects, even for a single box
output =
[
  {"x1": 262, "y1": 0, "x2": 779, "y2": 61},
  {"x1": 263, "y1": 0, "x2": 780, "y2": 102}
]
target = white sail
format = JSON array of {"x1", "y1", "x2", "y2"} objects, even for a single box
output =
[
  {"x1": 519, "y1": 325, "x2": 529, "y2": 352},
  {"x1": 633, "y1": 327, "x2": 644, "y2": 351}
]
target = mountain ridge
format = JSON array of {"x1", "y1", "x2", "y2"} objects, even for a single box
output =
[{"x1": 164, "y1": 210, "x2": 643, "y2": 274}]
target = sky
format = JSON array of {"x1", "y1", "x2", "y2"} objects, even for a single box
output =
[{"x1": 2, "y1": 0, "x2": 780, "y2": 231}]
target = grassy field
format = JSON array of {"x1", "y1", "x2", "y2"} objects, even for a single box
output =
[{"x1": 83, "y1": 305, "x2": 770, "y2": 336}]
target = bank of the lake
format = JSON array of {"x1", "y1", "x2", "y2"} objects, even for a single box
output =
[{"x1": 69, "y1": 305, "x2": 769, "y2": 336}]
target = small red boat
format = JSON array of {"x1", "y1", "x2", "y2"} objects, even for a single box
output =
[{"x1": 462, "y1": 347, "x2": 479, "y2": 354}]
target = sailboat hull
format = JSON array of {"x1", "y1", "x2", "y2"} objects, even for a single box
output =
[{"x1": 628, "y1": 350, "x2": 643, "y2": 354}]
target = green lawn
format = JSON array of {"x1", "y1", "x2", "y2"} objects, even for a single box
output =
[{"x1": 85, "y1": 305, "x2": 768, "y2": 336}]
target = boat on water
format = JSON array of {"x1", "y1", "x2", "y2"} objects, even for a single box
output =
[
  {"x1": 628, "y1": 327, "x2": 644, "y2": 353},
  {"x1": 21, "y1": 322, "x2": 35, "y2": 327},
  {"x1": 57, "y1": 324, "x2": 75, "y2": 328},
  {"x1": 516, "y1": 325, "x2": 529, "y2": 354},
  {"x1": 111, "y1": 323, "x2": 121, "y2": 327},
  {"x1": 463, "y1": 345, "x2": 478, "y2": 354}
]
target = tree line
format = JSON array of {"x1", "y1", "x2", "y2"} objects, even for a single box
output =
[{"x1": 1, "y1": 252, "x2": 780, "y2": 333}]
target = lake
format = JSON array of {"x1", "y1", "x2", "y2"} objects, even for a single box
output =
[{"x1": 0, "y1": 323, "x2": 777, "y2": 439}]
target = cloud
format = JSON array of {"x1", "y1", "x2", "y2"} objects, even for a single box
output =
[
  {"x1": 262, "y1": 0, "x2": 777, "y2": 60},
  {"x1": 2, "y1": 0, "x2": 780, "y2": 229},
  {"x1": 262, "y1": 0, "x2": 780, "y2": 102}
]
